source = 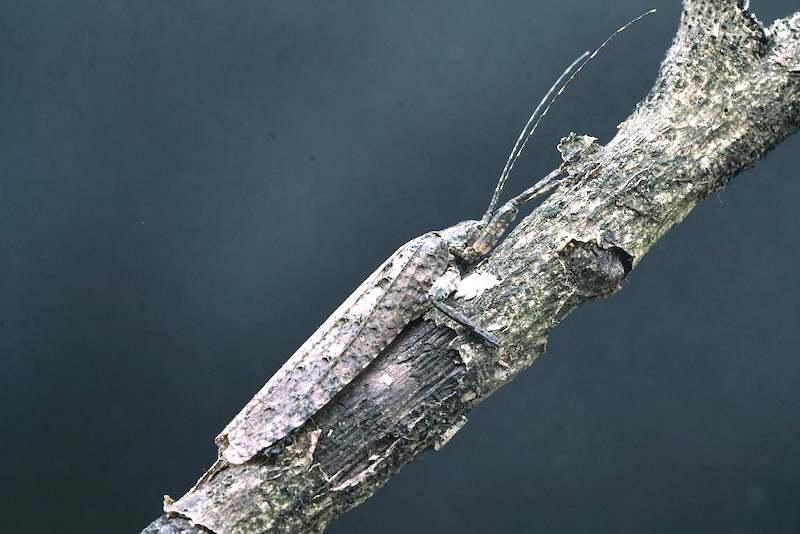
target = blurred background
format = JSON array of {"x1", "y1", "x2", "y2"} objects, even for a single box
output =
[{"x1": 2, "y1": 1, "x2": 798, "y2": 532}]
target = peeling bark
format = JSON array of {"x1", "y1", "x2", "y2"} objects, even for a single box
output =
[{"x1": 143, "y1": 1, "x2": 800, "y2": 532}]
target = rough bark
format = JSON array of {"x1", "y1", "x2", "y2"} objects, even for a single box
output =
[{"x1": 143, "y1": 1, "x2": 800, "y2": 532}]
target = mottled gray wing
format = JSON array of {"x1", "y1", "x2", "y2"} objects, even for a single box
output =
[{"x1": 217, "y1": 232, "x2": 450, "y2": 464}]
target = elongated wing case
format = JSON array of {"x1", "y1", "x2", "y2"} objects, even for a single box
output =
[{"x1": 217, "y1": 232, "x2": 450, "y2": 464}]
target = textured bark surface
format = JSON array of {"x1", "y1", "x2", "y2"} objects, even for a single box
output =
[{"x1": 143, "y1": 1, "x2": 800, "y2": 532}]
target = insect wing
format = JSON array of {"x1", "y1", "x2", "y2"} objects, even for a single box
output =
[{"x1": 217, "y1": 232, "x2": 450, "y2": 464}]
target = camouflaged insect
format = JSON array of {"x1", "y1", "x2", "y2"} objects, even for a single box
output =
[
  {"x1": 216, "y1": 159, "x2": 575, "y2": 464},
  {"x1": 218, "y1": 219, "x2": 499, "y2": 463}
]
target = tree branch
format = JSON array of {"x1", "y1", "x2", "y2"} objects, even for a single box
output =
[{"x1": 143, "y1": 1, "x2": 800, "y2": 532}]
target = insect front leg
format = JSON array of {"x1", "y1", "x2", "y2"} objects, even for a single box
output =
[{"x1": 428, "y1": 265, "x2": 500, "y2": 347}]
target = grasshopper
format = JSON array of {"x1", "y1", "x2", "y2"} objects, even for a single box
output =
[{"x1": 216, "y1": 11, "x2": 654, "y2": 465}]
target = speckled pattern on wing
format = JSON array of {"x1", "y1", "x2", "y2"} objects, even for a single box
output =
[{"x1": 217, "y1": 232, "x2": 450, "y2": 464}]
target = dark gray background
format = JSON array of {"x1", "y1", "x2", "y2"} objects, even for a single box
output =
[{"x1": 2, "y1": 1, "x2": 798, "y2": 533}]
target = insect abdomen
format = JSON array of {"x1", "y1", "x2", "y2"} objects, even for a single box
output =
[{"x1": 216, "y1": 232, "x2": 450, "y2": 464}]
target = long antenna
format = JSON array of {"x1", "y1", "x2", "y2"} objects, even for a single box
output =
[{"x1": 486, "y1": 8, "x2": 656, "y2": 216}]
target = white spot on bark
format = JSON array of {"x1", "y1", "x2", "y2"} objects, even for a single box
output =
[
  {"x1": 378, "y1": 372, "x2": 393, "y2": 386},
  {"x1": 454, "y1": 272, "x2": 500, "y2": 300},
  {"x1": 460, "y1": 391, "x2": 477, "y2": 402}
]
